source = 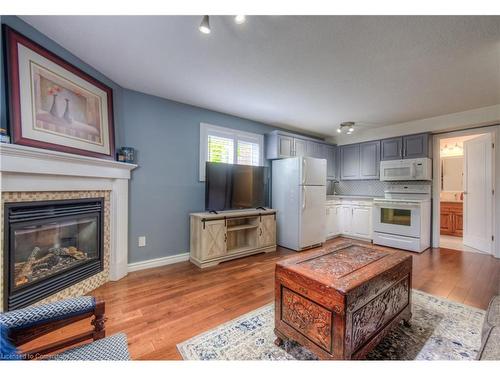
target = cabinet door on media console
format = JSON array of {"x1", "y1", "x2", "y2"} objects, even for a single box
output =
[
  {"x1": 259, "y1": 215, "x2": 276, "y2": 247},
  {"x1": 201, "y1": 220, "x2": 227, "y2": 259}
]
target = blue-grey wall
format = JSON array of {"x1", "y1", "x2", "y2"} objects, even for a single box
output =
[
  {"x1": 121, "y1": 90, "x2": 286, "y2": 263},
  {"x1": 0, "y1": 16, "x2": 124, "y2": 146},
  {"x1": 0, "y1": 16, "x2": 321, "y2": 264}
]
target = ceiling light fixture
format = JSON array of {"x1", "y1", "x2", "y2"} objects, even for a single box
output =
[
  {"x1": 337, "y1": 122, "x2": 355, "y2": 135},
  {"x1": 234, "y1": 15, "x2": 246, "y2": 24},
  {"x1": 199, "y1": 15, "x2": 211, "y2": 34}
]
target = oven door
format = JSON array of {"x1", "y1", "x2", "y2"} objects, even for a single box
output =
[{"x1": 373, "y1": 201, "x2": 421, "y2": 237}]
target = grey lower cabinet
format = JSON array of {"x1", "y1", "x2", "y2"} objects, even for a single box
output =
[
  {"x1": 340, "y1": 141, "x2": 380, "y2": 180},
  {"x1": 381, "y1": 133, "x2": 430, "y2": 160}
]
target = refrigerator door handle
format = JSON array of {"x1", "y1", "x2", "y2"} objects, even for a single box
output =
[{"x1": 302, "y1": 186, "x2": 306, "y2": 210}]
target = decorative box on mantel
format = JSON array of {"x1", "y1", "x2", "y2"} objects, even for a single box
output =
[{"x1": 0, "y1": 143, "x2": 137, "y2": 311}]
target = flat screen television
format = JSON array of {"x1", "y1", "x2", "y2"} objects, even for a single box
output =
[{"x1": 205, "y1": 162, "x2": 269, "y2": 212}]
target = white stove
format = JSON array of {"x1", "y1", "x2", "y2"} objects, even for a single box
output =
[{"x1": 372, "y1": 185, "x2": 431, "y2": 253}]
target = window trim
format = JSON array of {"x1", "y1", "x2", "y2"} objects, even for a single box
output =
[{"x1": 199, "y1": 123, "x2": 264, "y2": 181}]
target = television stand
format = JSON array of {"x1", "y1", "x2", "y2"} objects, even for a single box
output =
[{"x1": 189, "y1": 208, "x2": 277, "y2": 268}]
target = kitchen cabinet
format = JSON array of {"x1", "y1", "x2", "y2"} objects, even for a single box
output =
[
  {"x1": 325, "y1": 205, "x2": 341, "y2": 238},
  {"x1": 351, "y1": 206, "x2": 372, "y2": 238},
  {"x1": 440, "y1": 202, "x2": 463, "y2": 237},
  {"x1": 325, "y1": 145, "x2": 338, "y2": 180},
  {"x1": 381, "y1": 133, "x2": 430, "y2": 161},
  {"x1": 340, "y1": 144, "x2": 360, "y2": 180},
  {"x1": 325, "y1": 199, "x2": 373, "y2": 240},
  {"x1": 340, "y1": 141, "x2": 380, "y2": 180},
  {"x1": 294, "y1": 138, "x2": 307, "y2": 157},
  {"x1": 403, "y1": 133, "x2": 429, "y2": 159},
  {"x1": 359, "y1": 141, "x2": 381, "y2": 179},
  {"x1": 265, "y1": 131, "x2": 337, "y2": 166},
  {"x1": 381, "y1": 137, "x2": 403, "y2": 160},
  {"x1": 307, "y1": 141, "x2": 323, "y2": 158}
]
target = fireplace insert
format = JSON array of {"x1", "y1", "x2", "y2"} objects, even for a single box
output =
[{"x1": 3, "y1": 198, "x2": 104, "y2": 310}]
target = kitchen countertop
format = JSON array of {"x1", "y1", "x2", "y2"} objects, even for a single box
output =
[{"x1": 326, "y1": 195, "x2": 380, "y2": 200}]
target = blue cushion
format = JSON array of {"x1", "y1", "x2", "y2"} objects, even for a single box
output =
[
  {"x1": 0, "y1": 323, "x2": 21, "y2": 360},
  {"x1": 0, "y1": 296, "x2": 96, "y2": 330},
  {"x1": 46, "y1": 333, "x2": 130, "y2": 361}
]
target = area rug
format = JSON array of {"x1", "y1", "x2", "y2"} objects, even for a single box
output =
[{"x1": 177, "y1": 290, "x2": 485, "y2": 360}]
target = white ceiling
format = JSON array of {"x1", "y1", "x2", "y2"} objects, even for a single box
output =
[{"x1": 21, "y1": 16, "x2": 500, "y2": 137}]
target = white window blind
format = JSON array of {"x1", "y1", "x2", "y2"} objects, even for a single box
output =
[
  {"x1": 200, "y1": 123, "x2": 264, "y2": 181},
  {"x1": 208, "y1": 135, "x2": 234, "y2": 164}
]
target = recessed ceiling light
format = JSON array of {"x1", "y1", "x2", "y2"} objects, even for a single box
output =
[
  {"x1": 199, "y1": 15, "x2": 211, "y2": 34},
  {"x1": 234, "y1": 15, "x2": 246, "y2": 24}
]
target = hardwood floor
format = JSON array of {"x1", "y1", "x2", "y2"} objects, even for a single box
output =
[{"x1": 21, "y1": 238, "x2": 500, "y2": 360}]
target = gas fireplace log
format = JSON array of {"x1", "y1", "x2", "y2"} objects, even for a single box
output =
[{"x1": 15, "y1": 247, "x2": 41, "y2": 285}]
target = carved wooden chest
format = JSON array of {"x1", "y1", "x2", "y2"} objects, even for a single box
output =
[{"x1": 274, "y1": 242, "x2": 412, "y2": 360}]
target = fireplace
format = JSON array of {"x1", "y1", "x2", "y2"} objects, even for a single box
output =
[{"x1": 3, "y1": 198, "x2": 104, "y2": 310}]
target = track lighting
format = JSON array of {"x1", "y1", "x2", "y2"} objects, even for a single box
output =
[
  {"x1": 199, "y1": 15, "x2": 211, "y2": 34},
  {"x1": 234, "y1": 15, "x2": 246, "y2": 24}
]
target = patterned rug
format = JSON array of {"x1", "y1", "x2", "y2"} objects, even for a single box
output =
[{"x1": 177, "y1": 290, "x2": 485, "y2": 360}]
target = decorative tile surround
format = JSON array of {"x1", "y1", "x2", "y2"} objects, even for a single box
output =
[{"x1": 0, "y1": 191, "x2": 111, "y2": 307}]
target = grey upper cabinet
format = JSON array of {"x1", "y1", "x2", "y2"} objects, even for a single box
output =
[
  {"x1": 359, "y1": 141, "x2": 381, "y2": 179},
  {"x1": 266, "y1": 131, "x2": 294, "y2": 159},
  {"x1": 265, "y1": 130, "x2": 336, "y2": 163},
  {"x1": 403, "y1": 133, "x2": 429, "y2": 159},
  {"x1": 381, "y1": 137, "x2": 403, "y2": 160},
  {"x1": 306, "y1": 141, "x2": 323, "y2": 158},
  {"x1": 277, "y1": 135, "x2": 294, "y2": 158},
  {"x1": 294, "y1": 138, "x2": 307, "y2": 157},
  {"x1": 381, "y1": 133, "x2": 431, "y2": 161},
  {"x1": 340, "y1": 141, "x2": 380, "y2": 180},
  {"x1": 325, "y1": 145, "x2": 338, "y2": 180},
  {"x1": 340, "y1": 144, "x2": 360, "y2": 180}
]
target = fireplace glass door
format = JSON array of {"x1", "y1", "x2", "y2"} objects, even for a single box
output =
[
  {"x1": 5, "y1": 198, "x2": 104, "y2": 310},
  {"x1": 12, "y1": 215, "x2": 99, "y2": 290}
]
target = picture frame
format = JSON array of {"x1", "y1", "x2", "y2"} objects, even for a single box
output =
[{"x1": 4, "y1": 26, "x2": 115, "y2": 159}]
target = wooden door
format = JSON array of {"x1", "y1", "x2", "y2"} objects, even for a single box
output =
[
  {"x1": 259, "y1": 215, "x2": 276, "y2": 247},
  {"x1": 440, "y1": 212, "x2": 453, "y2": 235},
  {"x1": 453, "y1": 213, "x2": 463, "y2": 236},
  {"x1": 201, "y1": 220, "x2": 227, "y2": 260},
  {"x1": 463, "y1": 133, "x2": 493, "y2": 253}
]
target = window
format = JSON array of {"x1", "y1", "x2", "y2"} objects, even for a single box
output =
[{"x1": 200, "y1": 123, "x2": 264, "y2": 181}]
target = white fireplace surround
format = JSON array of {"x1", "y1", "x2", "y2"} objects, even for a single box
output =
[{"x1": 0, "y1": 143, "x2": 137, "y2": 281}]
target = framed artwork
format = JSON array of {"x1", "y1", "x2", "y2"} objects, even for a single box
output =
[{"x1": 4, "y1": 26, "x2": 115, "y2": 159}]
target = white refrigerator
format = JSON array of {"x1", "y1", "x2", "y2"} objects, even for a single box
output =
[{"x1": 272, "y1": 157, "x2": 326, "y2": 251}]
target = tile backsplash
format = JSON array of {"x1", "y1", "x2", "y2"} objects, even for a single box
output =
[{"x1": 329, "y1": 180, "x2": 432, "y2": 197}]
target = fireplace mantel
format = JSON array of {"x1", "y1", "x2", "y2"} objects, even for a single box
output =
[{"x1": 0, "y1": 143, "x2": 137, "y2": 282}]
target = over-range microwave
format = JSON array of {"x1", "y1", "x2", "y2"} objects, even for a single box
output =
[{"x1": 380, "y1": 158, "x2": 432, "y2": 181}]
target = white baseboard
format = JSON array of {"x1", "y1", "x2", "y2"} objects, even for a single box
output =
[{"x1": 127, "y1": 252, "x2": 190, "y2": 273}]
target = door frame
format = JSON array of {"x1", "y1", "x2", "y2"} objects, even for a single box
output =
[{"x1": 432, "y1": 126, "x2": 499, "y2": 258}]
